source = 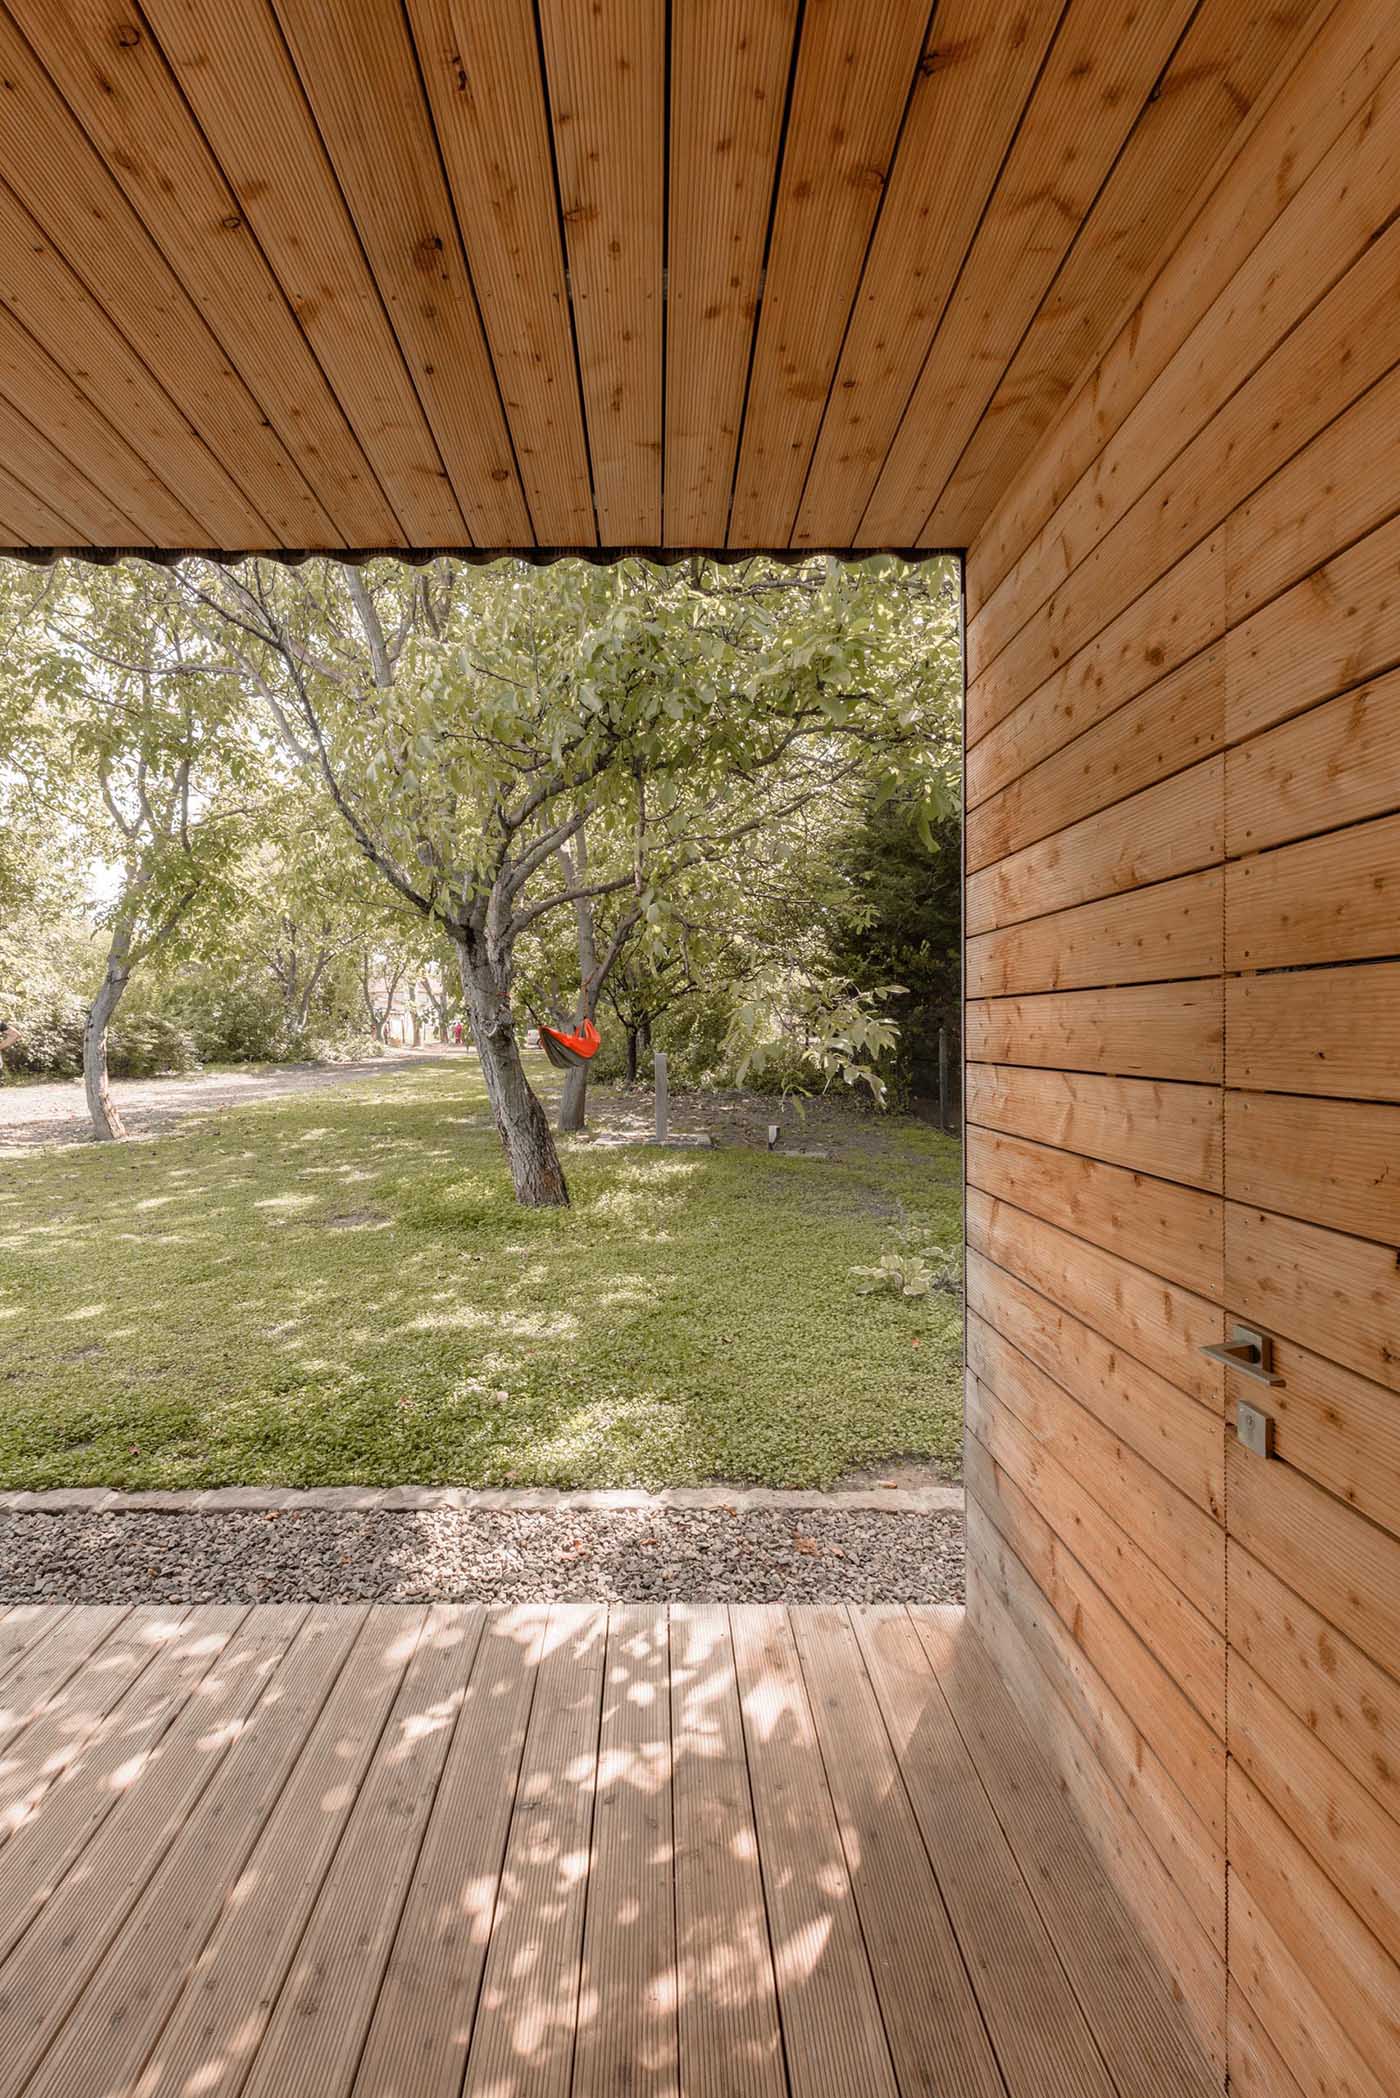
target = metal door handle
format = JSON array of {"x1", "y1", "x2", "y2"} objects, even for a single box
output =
[{"x1": 1199, "y1": 1322, "x2": 1284, "y2": 1387}]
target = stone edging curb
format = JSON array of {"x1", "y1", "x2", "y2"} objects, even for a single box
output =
[{"x1": 0, "y1": 1483, "x2": 964, "y2": 1517}]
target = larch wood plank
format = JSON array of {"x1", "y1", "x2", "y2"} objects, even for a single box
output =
[
  {"x1": 572, "y1": 1606, "x2": 677, "y2": 2098},
  {"x1": 122, "y1": 1607, "x2": 426, "y2": 2098},
  {"x1": 966, "y1": 647, "x2": 1225, "y2": 865},
  {"x1": 461, "y1": 1603, "x2": 608, "y2": 2098},
  {"x1": 787, "y1": 1605, "x2": 1006, "y2": 2098},
  {"x1": 408, "y1": 0, "x2": 595, "y2": 546},
  {"x1": 861, "y1": 0, "x2": 1199, "y2": 550},
  {"x1": 1225, "y1": 1091, "x2": 1400, "y2": 1246},
  {"x1": 668, "y1": 1605, "x2": 786, "y2": 2098},
  {"x1": 729, "y1": 1604, "x2": 899, "y2": 2097},
  {"x1": 968, "y1": 53, "x2": 1400, "y2": 682},
  {"x1": 351, "y1": 1606, "x2": 548, "y2": 2098},
  {"x1": 1224, "y1": 510, "x2": 1400, "y2": 749},
  {"x1": 726, "y1": 0, "x2": 929, "y2": 549},
  {"x1": 965, "y1": 1242, "x2": 1223, "y2": 1514},
  {"x1": 1237, "y1": 1333, "x2": 1400, "y2": 1543},
  {"x1": 1231, "y1": 1653, "x2": 1400, "y2": 1966},
  {"x1": 933, "y1": 0, "x2": 1329, "y2": 562},
  {"x1": 965, "y1": 1370, "x2": 1226, "y2": 1728},
  {"x1": 0, "y1": 390, "x2": 147, "y2": 546},
  {"x1": 1227, "y1": 661, "x2": 1400, "y2": 855},
  {"x1": 9, "y1": 0, "x2": 401, "y2": 546},
  {"x1": 966, "y1": 868, "x2": 1222, "y2": 998},
  {"x1": 138, "y1": 0, "x2": 468, "y2": 546},
  {"x1": 1227, "y1": 810, "x2": 1400, "y2": 971},
  {"x1": 1229, "y1": 1540, "x2": 1400, "y2": 1832},
  {"x1": 1227, "y1": 1984, "x2": 1310, "y2": 2098},
  {"x1": 0, "y1": 7, "x2": 327, "y2": 546},
  {"x1": 0, "y1": 180, "x2": 267, "y2": 546},
  {"x1": 848, "y1": 1604, "x2": 1119, "y2": 2098},
  {"x1": 974, "y1": 213, "x2": 1400, "y2": 736},
  {"x1": 1229, "y1": 1767, "x2": 1400, "y2": 2098},
  {"x1": 966, "y1": 1187, "x2": 1226, "y2": 1411},
  {"x1": 965, "y1": 1539, "x2": 1226, "y2": 1966},
  {"x1": 964, "y1": 1429, "x2": 1225, "y2": 1840},
  {"x1": 968, "y1": 533, "x2": 1224, "y2": 778},
  {"x1": 1226, "y1": 960, "x2": 1400, "y2": 1101},
  {"x1": 537, "y1": 0, "x2": 665, "y2": 546},
  {"x1": 0, "y1": 1607, "x2": 74, "y2": 1695},
  {"x1": 0, "y1": 1610, "x2": 242, "y2": 1971},
  {"x1": 964, "y1": 0, "x2": 1400, "y2": 612},
  {"x1": 0, "y1": 1605, "x2": 128, "y2": 1763},
  {"x1": 22, "y1": 1606, "x2": 369, "y2": 2098},
  {"x1": 967, "y1": 980, "x2": 1223, "y2": 1084},
  {"x1": 268, "y1": 0, "x2": 529, "y2": 547},
  {"x1": 0, "y1": 452, "x2": 97, "y2": 547},
  {"x1": 1225, "y1": 1200, "x2": 1400, "y2": 1395},
  {"x1": 665, "y1": 0, "x2": 796, "y2": 547},
  {"x1": 911, "y1": 1605, "x2": 1222, "y2": 2098},
  {"x1": 791, "y1": 0, "x2": 1060, "y2": 550},
  {"x1": 1226, "y1": 355, "x2": 1400, "y2": 624},
  {"x1": 0, "y1": 302, "x2": 206, "y2": 545},
  {"x1": 966, "y1": 1306, "x2": 1225, "y2": 1628},
  {"x1": 0, "y1": 1607, "x2": 166, "y2": 1845},
  {"x1": 967, "y1": 1125, "x2": 1224, "y2": 1301},
  {"x1": 966, "y1": 757, "x2": 1223, "y2": 933},
  {"x1": 236, "y1": 1608, "x2": 475, "y2": 2098},
  {"x1": 1226, "y1": 1436, "x2": 1400, "y2": 1678},
  {"x1": 0, "y1": 1605, "x2": 292, "y2": 2098},
  {"x1": 966, "y1": 1064, "x2": 1223, "y2": 1193}
]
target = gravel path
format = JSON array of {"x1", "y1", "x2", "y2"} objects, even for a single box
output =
[
  {"x1": 0, "y1": 1046, "x2": 465, "y2": 1153},
  {"x1": 0, "y1": 1506, "x2": 965, "y2": 1605}
]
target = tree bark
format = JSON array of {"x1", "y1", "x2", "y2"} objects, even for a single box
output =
[
  {"x1": 625, "y1": 1027, "x2": 640, "y2": 1083},
  {"x1": 84, "y1": 935, "x2": 133, "y2": 1141},
  {"x1": 454, "y1": 934, "x2": 569, "y2": 1207},
  {"x1": 557, "y1": 826, "x2": 596, "y2": 1135}
]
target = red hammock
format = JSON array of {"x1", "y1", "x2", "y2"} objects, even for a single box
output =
[{"x1": 538, "y1": 1016, "x2": 600, "y2": 1070}]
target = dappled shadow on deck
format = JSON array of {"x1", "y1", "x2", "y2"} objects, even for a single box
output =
[{"x1": 0, "y1": 1600, "x2": 1219, "y2": 2096}]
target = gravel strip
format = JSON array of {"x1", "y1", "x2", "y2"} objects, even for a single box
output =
[{"x1": 0, "y1": 1507, "x2": 965, "y2": 1606}]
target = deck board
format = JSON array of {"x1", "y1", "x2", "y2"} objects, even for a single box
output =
[{"x1": 0, "y1": 1602, "x2": 1221, "y2": 2096}]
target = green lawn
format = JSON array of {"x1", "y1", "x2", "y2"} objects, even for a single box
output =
[{"x1": 0, "y1": 1063, "x2": 963, "y2": 1491}]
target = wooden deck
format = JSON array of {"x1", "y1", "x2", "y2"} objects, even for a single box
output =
[{"x1": 0, "y1": 1601, "x2": 1218, "y2": 2098}]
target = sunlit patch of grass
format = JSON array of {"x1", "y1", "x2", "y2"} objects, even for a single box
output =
[{"x1": 0, "y1": 1063, "x2": 963, "y2": 1491}]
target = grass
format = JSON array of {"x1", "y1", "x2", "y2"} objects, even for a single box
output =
[{"x1": 0, "y1": 1062, "x2": 963, "y2": 1491}]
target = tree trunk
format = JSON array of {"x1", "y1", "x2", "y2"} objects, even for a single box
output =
[
  {"x1": 556, "y1": 824, "x2": 596, "y2": 1136},
  {"x1": 454, "y1": 935, "x2": 569, "y2": 1207},
  {"x1": 625, "y1": 1027, "x2": 640, "y2": 1083},
  {"x1": 84, "y1": 961, "x2": 130, "y2": 1141}
]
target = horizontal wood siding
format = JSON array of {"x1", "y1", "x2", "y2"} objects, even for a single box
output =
[{"x1": 963, "y1": 12, "x2": 1400, "y2": 2089}]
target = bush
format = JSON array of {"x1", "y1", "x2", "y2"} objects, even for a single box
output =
[{"x1": 107, "y1": 1014, "x2": 201, "y2": 1078}]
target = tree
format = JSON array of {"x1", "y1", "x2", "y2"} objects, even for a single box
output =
[
  {"x1": 153, "y1": 552, "x2": 958, "y2": 1202},
  {"x1": 0, "y1": 563, "x2": 258, "y2": 1137}
]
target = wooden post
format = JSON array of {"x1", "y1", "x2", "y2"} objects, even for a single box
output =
[{"x1": 654, "y1": 1050, "x2": 668, "y2": 1143}]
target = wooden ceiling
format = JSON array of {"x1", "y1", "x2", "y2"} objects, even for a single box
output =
[{"x1": 0, "y1": 0, "x2": 1325, "y2": 558}]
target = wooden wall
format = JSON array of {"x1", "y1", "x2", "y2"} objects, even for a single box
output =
[{"x1": 961, "y1": 3, "x2": 1400, "y2": 2089}]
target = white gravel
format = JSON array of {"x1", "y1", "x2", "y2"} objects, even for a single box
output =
[{"x1": 0, "y1": 1507, "x2": 965, "y2": 1606}]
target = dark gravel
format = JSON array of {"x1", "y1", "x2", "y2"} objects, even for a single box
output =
[{"x1": 0, "y1": 1506, "x2": 964, "y2": 1606}]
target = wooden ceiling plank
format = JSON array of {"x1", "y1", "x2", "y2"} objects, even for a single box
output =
[
  {"x1": 270, "y1": 0, "x2": 531, "y2": 547},
  {"x1": 7, "y1": 0, "x2": 402, "y2": 547},
  {"x1": 0, "y1": 175, "x2": 270, "y2": 547},
  {"x1": 407, "y1": 0, "x2": 595, "y2": 547},
  {"x1": 0, "y1": 395, "x2": 142, "y2": 543},
  {"x1": 926, "y1": 0, "x2": 1332, "y2": 560},
  {"x1": 727, "y1": 0, "x2": 931, "y2": 549},
  {"x1": 858, "y1": 0, "x2": 1199, "y2": 550},
  {"x1": 0, "y1": 299, "x2": 207, "y2": 544},
  {"x1": 138, "y1": 0, "x2": 468, "y2": 548},
  {"x1": 538, "y1": 0, "x2": 666, "y2": 547},
  {"x1": 665, "y1": 0, "x2": 797, "y2": 547},
  {"x1": 791, "y1": 0, "x2": 1060, "y2": 552},
  {"x1": 0, "y1": 2, "x2": 333, "y2": 547}
]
